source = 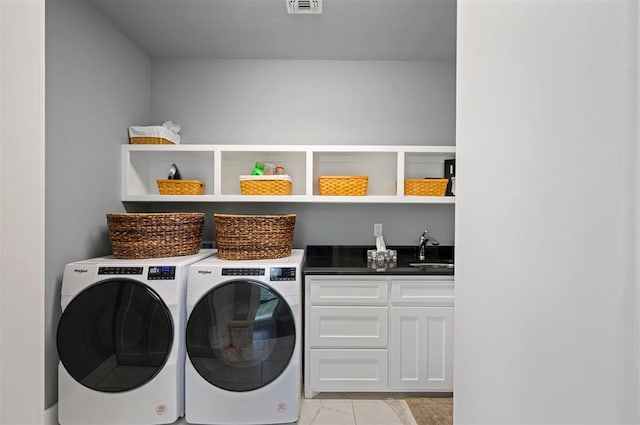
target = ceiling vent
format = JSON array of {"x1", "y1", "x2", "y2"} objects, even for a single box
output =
[{"x1": 286, "y1": 0, "x2": 322, "y2": 14}]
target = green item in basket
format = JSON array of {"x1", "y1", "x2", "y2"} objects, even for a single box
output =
[{"x1": 251, "y1": 162, "x2": 264, "y2": 175}]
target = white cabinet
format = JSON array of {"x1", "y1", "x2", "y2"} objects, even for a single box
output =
[
  {"x1": 304, "y1": 276, "x2": 390, "y2": 398},
  {"x1": 304, "y1": 275, "x2": 454, "y2": 398},
  {"x1": 389, "y1": 307, "x2": 454, "y2": 391},
  {"x1": 121, "y1": 144, "x2": 455, "y2": 203},
  {"x1": 389, "y1": 278, "x2": 454, "y2": 391}
]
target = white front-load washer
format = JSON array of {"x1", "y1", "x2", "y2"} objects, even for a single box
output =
[
  {"x1": 184, "y1": 249, "x2": 305, "y2": 425},
  {"x1": 56, "y1": 249, "x2": 215, "y2": 425}
]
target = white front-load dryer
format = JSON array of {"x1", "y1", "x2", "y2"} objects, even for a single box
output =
[
  {"x1": 56, "y1": 249, "x2": 215, "y2": 425},
  {"x1": 185, "y1": 249, "x2": 305, "y2": 425}
]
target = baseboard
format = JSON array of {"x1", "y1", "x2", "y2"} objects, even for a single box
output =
[{"x1": 44, "y1": 403, "x2": 58, "y2": 425}]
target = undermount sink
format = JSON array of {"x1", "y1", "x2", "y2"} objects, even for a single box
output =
[{"x1": 406, "y1": 260, "x2": 454, "y2": 269}]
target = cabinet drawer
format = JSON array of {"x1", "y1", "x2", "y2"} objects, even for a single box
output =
[
  {"x1": 309, "y1": 278, "x2": 389, "y2": 305},
  {"x1": 309, "y1": 349, "x2": 388, "y2": 391},
  {"x1": 309, "y1": 306, "x2": 388, "y2": 348},
  {"x1": 390, "y1": 279, "x2": 454, "y2": 306}
]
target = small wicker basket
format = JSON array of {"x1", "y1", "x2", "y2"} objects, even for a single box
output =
[
  {"x1": 128, "y1": 124, "x2": 180, "y2": 144},
  {"x1": 157, "y1": 179, "x2": 205, "y2": 195},
  {"x1": 239, "y1": 175, "x2": 292, "y2": 195},
  {"x1": 107, "y1": 213, "x2": 205, "y2": 259},
  {"x1": 318, "y1": 176, "x2": 368, "y2": 196},
  {"x1": 129, "y1": 137, "x2": 175, "y2": 145},
  {"x1": 214, "y1": 213, "x2": 296, "y2": 260},
  {"x1": 404, "y1": 178, "x2": 449, "y2": 196}
]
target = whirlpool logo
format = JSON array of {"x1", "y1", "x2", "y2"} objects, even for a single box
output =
[
  {"x1": 73, "y1": 269, "x2": 88, "y2": 274},
  {"x1": 197, "y1": 270, "x2": 212, "y2": 275}
]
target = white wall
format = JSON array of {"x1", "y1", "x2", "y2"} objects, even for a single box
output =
[
  {"x1": 45, "y1": 0, "x2": 151, "y2": 410},
  {"x1": 455, "y1": 1, "x2": 638, "y2": 423},
  {"x1": 151, "y1": 58, "x2": 455, "y2": 145},
  {"x1": 0, "y1": 0, "x2": 46, "y2": 423}
]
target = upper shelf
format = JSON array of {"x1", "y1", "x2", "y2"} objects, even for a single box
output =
[{"x1": 121, "y1": 144, "x2": 456, "y2": 204}]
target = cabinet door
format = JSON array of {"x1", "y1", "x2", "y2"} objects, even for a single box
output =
[{"x1": 389, "y1": 307, "x2": 453, "y2": 391}]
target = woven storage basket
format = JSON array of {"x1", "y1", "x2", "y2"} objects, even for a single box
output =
[
  {"x1": 129, "y1": 136, "x2": 175, "y2": 145},
  {"x1": 157, "y1": 179, "x2": 205, "y2": 195},
  {"x1": 128, "y1": 124, "x2": 180, "y2": 144},
  {"x1": 318, "y1": 176, "x2": 368, "y2": 196},
  {"x1": 239, "y1": 175, "x2": 292, "y2": 195},
  {"x1": 214, "y1": 213, "x2": 296, "y2": 260},
  {"x1": 404, "y1": 178, "x2": 449, "y2": 196},
  {"x1": 106, "y1": 213, "x2": 205, "y2": 259}
]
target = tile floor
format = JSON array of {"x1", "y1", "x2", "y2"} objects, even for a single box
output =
[
  {"x1": 298, "y1": 394, "x2": 417, "y2": 425},
  {"x1": 175, "y1": 393, "x2": 418, "y2": 425}
]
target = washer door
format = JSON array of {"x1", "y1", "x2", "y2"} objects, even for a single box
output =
[
  {"x1": 186, "y1": 279, "x2": 296, "y2": 392},
  {"x1": 57, "y1": 279, "x2": 173, "y2": 393}
]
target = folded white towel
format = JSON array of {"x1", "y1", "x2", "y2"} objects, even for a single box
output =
[{"x1": 162, "y1": 120, "x2": 181, "y2": 133}]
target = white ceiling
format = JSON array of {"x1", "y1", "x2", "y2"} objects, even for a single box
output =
[{"x1": 90, "y1": 0, "x2": 456, "y2": 61}]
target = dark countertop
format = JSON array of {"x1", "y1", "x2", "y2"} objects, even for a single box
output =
[{"x1": 304, "y1": 245, "x2": 455, "y2": 276}]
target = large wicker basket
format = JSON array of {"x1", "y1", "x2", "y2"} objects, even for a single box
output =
[
  {"x1": 214, "y1": 213, "x2": 296, "y2": 260},
  {"x1": 107, "y1": 213, "x2": 205, "y2": 259},
  {"x1": 318, "y1": 176, "x2": 368, "y2": 196},
  {"x1": 157, "y1": 179, "x2": 205, "y2": 195},
  {"x1": 404, "y1": 178, "x2": 448, "y2": 196}
]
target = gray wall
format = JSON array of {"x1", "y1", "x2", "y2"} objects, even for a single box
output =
[
  {"x1": 151, "y1": 59, "x2": 455, "y2": 146},
  {"x1": 147, "y1": 58, "x2": 456, "y2": 247},
  {"x1": 45, "y1": 0, "x2": 151, "y2": 408},
  {"x1": 144, "y1": 202, "x2": 456, "y2": 248}
]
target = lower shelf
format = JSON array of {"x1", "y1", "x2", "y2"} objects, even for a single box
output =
[{"x1": 122, "y1": 194, "x2": 456, "y2": 203}]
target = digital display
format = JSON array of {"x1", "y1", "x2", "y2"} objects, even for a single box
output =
[
  {"x1": 270, "y1": 267, "x2": 296, "y2": 281},
  {"x1": 148, "y1": 266, "x2": 176, "y2": 280}
]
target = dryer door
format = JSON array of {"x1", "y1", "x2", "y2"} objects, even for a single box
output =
[
  {"x1": 186, "y1": 279, "x2": 295, "y2": 392},
  {"x1": 57, "y1": 279, "x2": 173, "y2": 392}
]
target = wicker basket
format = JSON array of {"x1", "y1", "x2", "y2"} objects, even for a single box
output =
[
  {"x1": 318, "y1": 176, "x2": 368, "y2": 196},
  {"x1": 404, "y1": 178, "x2": 449, "y2": 196},
  {"x1": 214, "y1": 213, "x2": 296, "y2": 260},
  {"x1": 129, "y1": 136, "x2": 175, "y2": 145},
  {"x1": 239, "y1": 175, "x2": 292, "y2": 195},
  {"x1": 157, "y1": 179, "x2": 205, "y2": 195},
  {"x1": 128, "y1": 124, "x2": 180, "y2": 144},
  {"x1": 106, "y1": 213, "x2": 205, "y2": 259}
]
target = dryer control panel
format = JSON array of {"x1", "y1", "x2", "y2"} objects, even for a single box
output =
[
  {"x1": 222, "y1": 268, "x2": 265, "y2": 276},
  {"x1": 98, "y1": 266, "x2": 143, "y2": 275},
  {"x1": 270, "y1": 267, "x2": 297, "y2": 281},
  {"x1": 148, "y1": 266, "x2": 176, "y2": 280}
]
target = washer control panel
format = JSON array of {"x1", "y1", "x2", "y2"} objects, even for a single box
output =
[
  {"x1": 98, "y1": 266, "x2": 143, "y2": 275},
  {"x1": 270, "y1": 267, "x2": 297, "y2": 281},
  {"x1": 222, "y1": 268, "x2": 265, "y2": 276},
  {"x1": 148, "y1": 266, "x2": 176, "y2": 280}
]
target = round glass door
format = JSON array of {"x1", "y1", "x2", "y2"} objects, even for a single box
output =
[
  {"x1": 57, "y1": 279, "x2": 173, "y2": 393},
  {"x1": 186, "y1": 280, "x2": 296, "y2": 392}
]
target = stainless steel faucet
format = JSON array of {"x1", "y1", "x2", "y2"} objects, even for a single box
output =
[{"x1": 418, "y1": 229, "x2": 440, "y2": 260}]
